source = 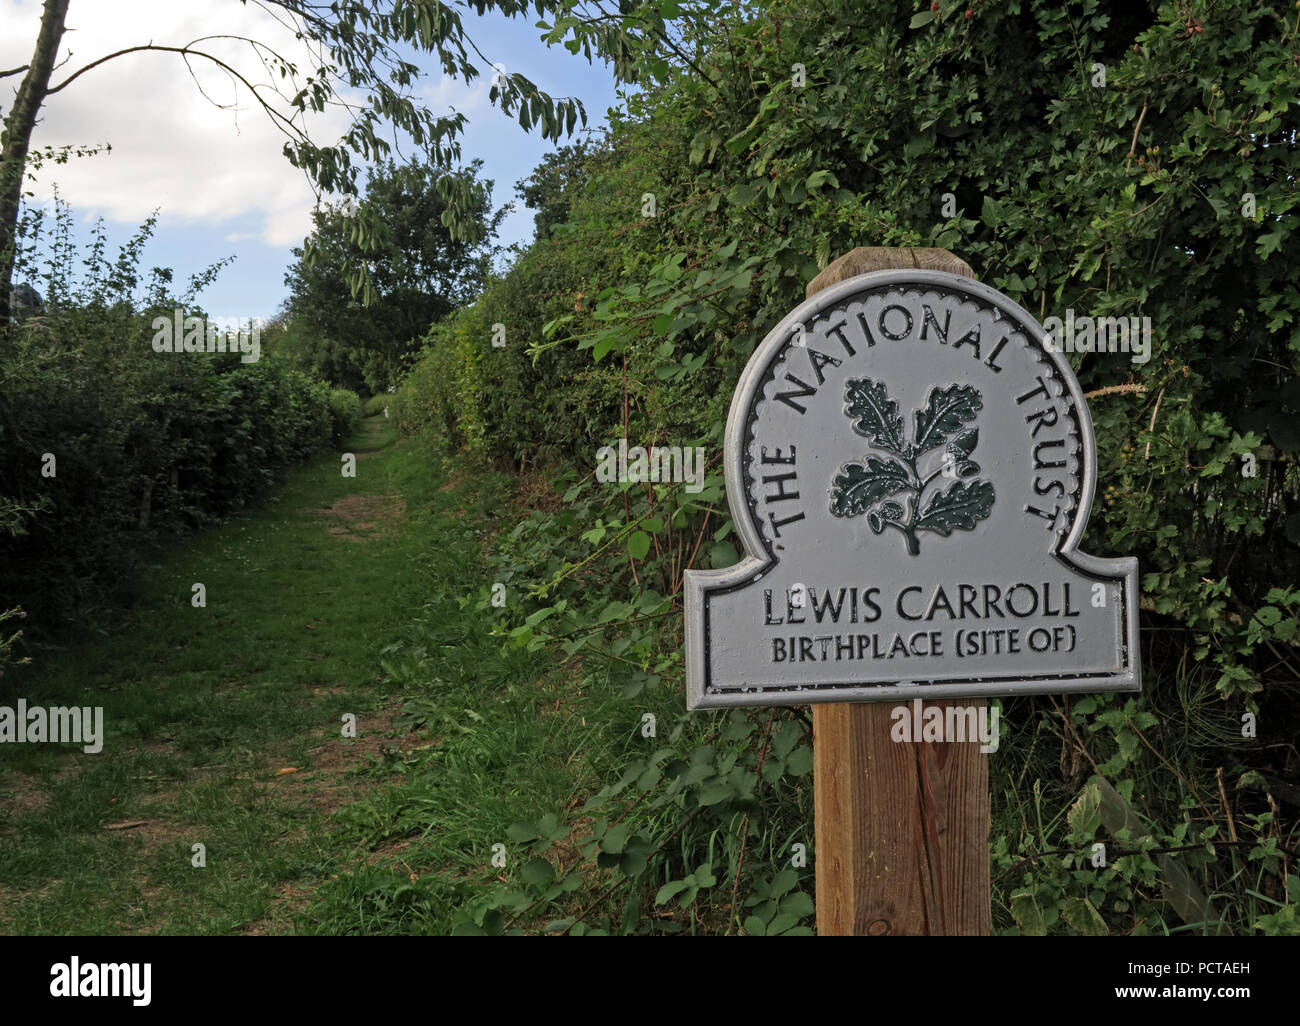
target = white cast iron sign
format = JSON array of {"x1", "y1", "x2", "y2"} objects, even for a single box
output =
[{"x1": 685, "y1": 270, "x2": 1140, "y2": 709}]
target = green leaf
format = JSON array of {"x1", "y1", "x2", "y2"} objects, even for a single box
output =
[
  {"x1": 1062, "y1": 896, "x2": 1108, "y2": 936},
  {"x1": 727, "y1": 183, "x2": 761, "y2": 207},
  {"x1": 1255, "y1": 605, "x2": 1283, "y2": 627},
  {"x1": 520, "y1": 857, "x2": 556, "y2": 887},
  {"x1": 1256, "y1": 224, "x2": 1286, "y2": 261},
  {"x1": 592, "y1": 331, "x2": 625, "y2": 363},
  {"x1": 767, "y1": 912, "x2": 799, "y2": 934},
  {"x1": 690, "y1": 864, "x2": 717, "y2": 888},
  {"x1": 805, "y1": 169, "x2": 837, "y2": 191},
  {"x1": 1011, "y1": 891, "x2": 1046, "y2": 936},
  {"x1": 844, "y1": 377, "x2": 908, "y2": 454},
  {"x1": 909, "y1": 9, "x2": 936, "y2": 28},
  {"x1": 654, "y1": 879, "x2": 691, "y2": 906},
  {"x1": 981, "y1": 194, "x2": 1004, "y2": 228},
  {"x1": 829, "y1": 456, "x2": 911, "y2": 517},
  {"x1": 710, "y1": 540, "x2": 738, "y2": 567},
  {"x1": 601, "y1": 822, "x2": 630, "y2": 854},
  {"x1": 628, "y1": 531, "x2": 651, "y2": 559},
  {"x1": 903, "y1": 132, "x2": 934, "y2": 158},
  {"x1": 781, "y1": 891, "x2": 815, "y2": 918},
  {"x1": 913, "y1": 383, "x2": 983, "y2": 453},
  {"x1": 621, "y1": 848, "x2": 649, "y2": 878},
  {"x1": 1067, "y1": 781, "x2": 1103, "y2": 840},
  {"x1": 697, "y1": 781, "x2": 732, "y2": 805},
  {"x1": 915, "y1": 480, "x2": 995, "y2": 535},
  {"x1": 786, "y1": 746, "x2": 813, "y2": 776},
  {"x1": 505, "y1": 821, "x2": 537, "y2": 844}
]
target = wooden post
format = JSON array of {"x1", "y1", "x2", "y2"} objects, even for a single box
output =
[{"x1": 809, "y1": 248, "x2": 992, "y2": 936}]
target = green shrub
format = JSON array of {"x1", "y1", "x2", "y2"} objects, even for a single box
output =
[
  {"x1": 0, "y1": 203, "x2": 336, "y2": 622},
  {"x1": 326, "y1": 386, "x2": 362, "y2": 446}
]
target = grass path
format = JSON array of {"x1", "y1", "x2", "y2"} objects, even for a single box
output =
[{"x1": 0, "y1": 415, "x2": 490, "y2": 934}]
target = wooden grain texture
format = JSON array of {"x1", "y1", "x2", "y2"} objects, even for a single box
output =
[
  {"x1": 805, "y1": 246, "x2": 974, "y2": 301},
  {"x1": 809, "y1": 248, "x2": 990, "y2": 936},
  {"x1": 813, "y1": 702, "x2": 990, "y2": 935}
]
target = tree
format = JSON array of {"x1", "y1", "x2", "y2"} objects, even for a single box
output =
[
  {"x1": 0, "y1": 0, "x2": 705, "y2": 324},
  {"x1": 1, "y1": 0, "x2": 69, "y2": 326},
  {"x1": 283, "y1": 159, "x2": 504, "y2": 392},
  {"x1": 515, "y1": 139, "x2": 597, "y2": 241}
]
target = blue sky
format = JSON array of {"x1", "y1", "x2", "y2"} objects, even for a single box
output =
[{"x1": 3, "y1": 1, "x2": 626, "y2": 320}]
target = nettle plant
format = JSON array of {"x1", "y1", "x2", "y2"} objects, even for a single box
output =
[{"x1": 829, "y1": 378, "x2": 993, "y2": 554}]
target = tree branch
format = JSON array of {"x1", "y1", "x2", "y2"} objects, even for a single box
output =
[{"x1": 46, "y1": 42, "x2": 304, "y2": 141}]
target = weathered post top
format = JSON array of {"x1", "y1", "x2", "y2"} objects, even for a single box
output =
[{"x1": 685, "y1": 247, "x2": 1140, "y2": 709}]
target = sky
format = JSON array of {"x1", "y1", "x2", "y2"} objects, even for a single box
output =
[{"x1": 1, "y1": 0, "x2": 627, "y2": 320}]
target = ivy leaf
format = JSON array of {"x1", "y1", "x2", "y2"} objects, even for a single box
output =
[
  {"x1": 844, "y1": 377, "x2": 908, "y2": 455},
  {"x1": 830, "y1": 456, "x2": 911, "y2": 517},
  {"x1": 915, "y1": 479, "x2": 994, "y2": 535},
  {"x1": 913, "y1": 384, "x2": 983, "y2": 453}
]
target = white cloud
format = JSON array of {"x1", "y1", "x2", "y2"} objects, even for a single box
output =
[
  {"x1": 421, "y1": 74, "x2": 492, "y2": 116},
  {"x1": 1, "y1": 0, "x2": 478, "y2": 247}
]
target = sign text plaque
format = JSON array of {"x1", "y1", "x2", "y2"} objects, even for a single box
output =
[{"x1": 685, "y1": 270, "x2": 1140, "y2": 709}]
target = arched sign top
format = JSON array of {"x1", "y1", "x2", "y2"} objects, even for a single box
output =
[{"x1": 686, "y1": 269, "x2": 1139, "y2": 709}]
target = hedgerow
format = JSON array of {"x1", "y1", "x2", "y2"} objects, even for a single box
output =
[
  {"x1": 383, "y1": 0, "x2": 1299, "y2": 934},
  {"x1": 0, "y1": 203, "x2": 342, "y2": 622}
]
